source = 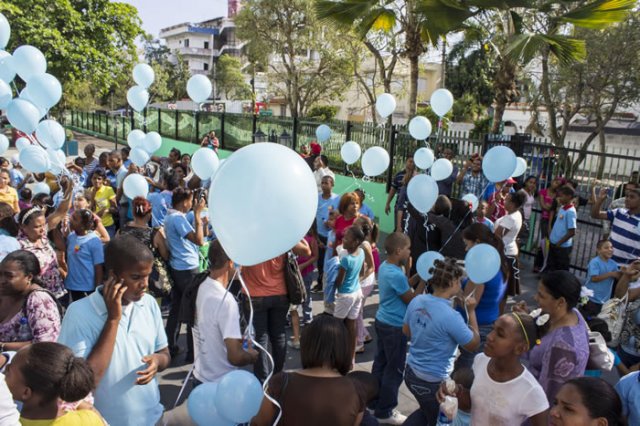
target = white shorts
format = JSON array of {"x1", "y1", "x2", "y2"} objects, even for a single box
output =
[{"x1": 333, "y1": 289, "x2": 363, "y2": 320}]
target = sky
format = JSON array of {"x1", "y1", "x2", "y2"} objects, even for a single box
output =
[{"x1": 118, "y1": 0, "x2": 228, "y2": 39}]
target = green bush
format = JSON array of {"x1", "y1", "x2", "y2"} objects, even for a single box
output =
[{"x1": 306, "y1": 105, "x2": 339, "y2": 122}]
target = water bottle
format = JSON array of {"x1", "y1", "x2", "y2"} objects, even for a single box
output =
[
  {"x1": 17, "y1": 317, "x2": 30, "y2": 341},
  {"x1": 242, "y1": 327, "x2": 255, "y2": 350},
  {"x1": 436, "y1": 394, "x2": 457, "y2": 426},
  {"x1": 436, "y1": 408, "x2": 453, "y2": 426}
]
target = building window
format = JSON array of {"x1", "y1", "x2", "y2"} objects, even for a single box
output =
[
  {"x1": 204, "y1": 41, "x2": 209, "y2": 49},
  {"x1": 204, "y1": 63, "x2": 209, "y2": 71},
  {"x1": 184, "y1": 39, "x2": 189, "y2": 47}
]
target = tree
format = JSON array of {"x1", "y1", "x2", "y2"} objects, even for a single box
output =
[
  {"x1": 236, "y1": 0, "x2": 353, "y2": 119},
  {"x1": 0, "y1": 0, "x2": 143, "y2": 104},
  {"x1": 143, "y1": 37, "x2": 191, "y2": 101},
  {"x1": 214, "y1": 55, "x2": 252, "y2": 100}
]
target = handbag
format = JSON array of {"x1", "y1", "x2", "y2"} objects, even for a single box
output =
[
  {"x1": 587, "y1": 330, "x2": 614, "y2": 371},
  {"x1": 147, "y1": 228, "x2": 173, "y2": 298},
  {"x1": 597, "y1": 292, "x2": 628, "y2": 348},
  {"x1": 284, "y1": 251, "x2": 306, "y2": 305}
]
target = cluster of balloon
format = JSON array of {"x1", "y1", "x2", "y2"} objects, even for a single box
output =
[
  {"x1": 208, "y1": 142, "x2": 317, "y2": 266},
  {"x1": 188, "y1": 370, "x2": 264, "y2": 426},
  {"x1": 126, "y1": 130, "x2": 162, "y2": 167},
  {"x1": 127, "y1": 63, "x2": 154, "y2": 113},
  {"x1": 0, "y1": 13, "x2": 68, "y2": 175}
]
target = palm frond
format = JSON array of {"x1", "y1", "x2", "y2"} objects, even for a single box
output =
[
  {"x1": 558, "y1": 0, "x2": 635, "y2": 29},
  {"x1": 506, "y1": 33, "x2": 585, "y2": 64},
  {"x1": 314, "y1": 0, "x2": 391, "y2": 27},
  {"x1": 417, "y1": 0, "x2": 476, "y2": 43},
  {"x1": 464, "y1": 0, "x2": 533, "y2": 8}
]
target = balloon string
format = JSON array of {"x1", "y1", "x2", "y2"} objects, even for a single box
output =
[
  {"x1": 422, "y1": 214, "x2": 430, "y2": 251},
  {"x1": 235, "y1": 267, "x2": 283, "y2": 426}
]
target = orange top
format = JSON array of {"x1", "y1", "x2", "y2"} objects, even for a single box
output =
[{"x1": 242, "y1": 255, "x2": 287, "y2": 297}]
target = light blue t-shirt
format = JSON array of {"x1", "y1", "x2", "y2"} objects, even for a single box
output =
[
  {"x1": 360, "y1": 203, "x2": 375, "y2": 220},
  {"x1": 148, "y1": 191, "x2": 172, "y2": 227},
  {"x1": 164, "y1": 210, "x2": 200, "y2": 271},
  {"x1": 404, "y1": 294, "x2": 473, "y2": 380},
  {"x1": 9, "y1": 169, "x2": 23, "y2": 188},
  {"x1": 616, "y1": 371, "x2": 640, "y2": 426},
  {"x1": 585, "y1": 256, "x2": 619, "y2": 305},
  {"x1": 376, "y1": 261, "x2": 411, "y2": 327},
  {"x1": 338, "y1": 249, "x2": 364, "y2": 294},
  {"x1": 323, "y1": 256, "x2": 340, "y2": 304},
  {"x1": 58, "y1": 290, "x2": 168, "y2": 426},
  {"x1": 316, "y1": 193, "x2": 339, "y2": 238},
  {"x1": 549, "y1": 206, "x2": 577, "y2": 247},
  {"x1": 64, "y1": 232, "x2": 104, "y2": 291}
]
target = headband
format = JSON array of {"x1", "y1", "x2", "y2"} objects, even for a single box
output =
[
  {"x1": 21, "y1": 206, "x2": 42, "y2": 225},
  {"x1": 511, "y1": 312, "x2": 530, "y2": 349}
]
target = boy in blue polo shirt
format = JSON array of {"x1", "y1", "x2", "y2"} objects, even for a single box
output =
[
  {"x1": 583, "y1": 240, "x2": 621, "y2": 316},
  {"x1": 548, "y1": 185, "x2": 577, "y2": 271},
  {"x1": 370, "y1": 233, "x2": 425, "y2": 425},
  {"x1": 58, "y1": 235, "x2": 170, "y2": 426}
]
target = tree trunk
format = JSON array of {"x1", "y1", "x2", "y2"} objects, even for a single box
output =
[
  {"x1": 491, "y1": 56, "x2": 517, "y2": 134},
  {"x1": 409, "y1": 54, "x2": 419, "y2": 117}
]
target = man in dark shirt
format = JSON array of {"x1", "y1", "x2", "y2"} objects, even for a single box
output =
[{"x1": 385, "y1": 155, "x2": 415, "y2": 231}]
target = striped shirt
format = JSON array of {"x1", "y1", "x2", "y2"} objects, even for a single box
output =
[{"x1": 607, "y1": 208, "x2": 640, "y2": 265}]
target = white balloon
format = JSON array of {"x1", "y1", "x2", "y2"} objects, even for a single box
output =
[
  {"x1": 27, "y1": 73, "x2": 62, "y2": 109},
  {"x1": 31, "y1": 181, "x2": 50, "y2": 196},
  {"x1": 0, "y1": 134, "x2": 8, "y2": 155},
  {"x1": 15, "y1": 137, "x2": 30, "y2": 151},
  {"x1": 126, "y1": 86, "x2": 149, "y2": 112},
  {"x1": 461, "y1": 194, "x2": 479, "y2": 212},
  {"x1": 361, "y1": 146, "x2": 390, "y2": 177},
  {"x1": 142, "y1": 131, "x2": 162, "y2": 154},
  {"x1": 47, "y1": 148, "x2": 65, "y2": 175},
  {"x1": 375, "y1": 93, "x2": 396, "y2": 118},
  {"x1": 127, "y1": 129, "x2": 146, "y2": 149},
  {"x1": 409, "y1": 116, "x2": 432, "y2": 140},
  {"x1": 123, "y1": 174, "x2": 149, "y2": 199},
  {"x1": 340, "y1": 141, "x2": 361, "y2": 165},
  {"x1": 0, "y1": 13, "x2": 10, "y2": 50},
  {"x1": 130, "y1": 148, "x2": 150, "y2": 167},
  {"x1": 0, "y1": 79, "x2": 11, "y2": 109},
  {"x1": 209, "y1": 143, "x2": 317, "y2": 266},
  {"x1": 407, "y1": 174, "x2": 439, "y2": 214},
  {"x1": 19, "y1": 145, "x2": 50, "y2": 173},
  {"x1": 133, "y1": 63, "x2": 155, "y2": 89},
  {"x1": 482, "y1": 146, "x2": 517, "y2": 183},
  {"x1": 12, "y1": 45, "x2": 47, "y2": 83},
  {"x1": 0, "y1": 50, "x2": 15, "y2": 84},
  {"x1": 513, "y1": 157, "x2": 527, "y2": 177},
  {"x1": 187, "y1": 75, "x2": 212, "y2": 104},
  {"x1": 192, "y1": 148, "x2": 220, "y2": 179},
  {"x1": 414, "y1": 148, "x2": 435, "y2": 170},
  {"x1": 36, "y1": 120, "x2": 65, "y2": 149},
  {"x1": 430, "y1": 158, "x2": 453, "y2": 181},
  {"x1": 430, "y1": 88, "x2": 454, "y2": 117}
]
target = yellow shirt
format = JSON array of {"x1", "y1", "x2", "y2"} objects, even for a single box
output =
[
  {"x1": 93, "y1": 186, "x2": 116, "y2": 227},
  {"x1": 0, "y1": 186, "x2": 19, "y2": 213},
  {"x1": 20, "y1": 409, "x2": 105, "y2": 426}
]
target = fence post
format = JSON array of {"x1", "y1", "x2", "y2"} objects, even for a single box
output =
[
  {"x1": 346, "y1": 120, "x2": 352, "y2": 143},
  {"x1": 122, "y1": 117, "x2": 126, "y2": 141},
  {"x1": 106, "y1": 115, "x2": 109, "y2": 136},
  {"x1": 130, "y1": 110, "x2": 134, "y2": 131},
  {"x1": 386, "y1": 124, "x2": 397, "y2": 193},
  {"x1": 92, "y1": 113, "x2": 95, "y2": 132},
  {"x1": 292, "y1": 116, "x2": 299, "y2": 151},
  {"x1": 195, "y1": 111, "x2": 200, "y2": 144},
  {"x1": 251, "y1": 113, "x2": 257, "y2": 143},
  {"x1": 143, "y1": 109, "x2": 148, "y2": 133},
  {"x1": 220, "y1": 113, "x2": 225, "y2": 149},
  {"x1": 158, "y1": 109, "x2": 162, "y2": 136},
  {"x1": 175, "y1": 110, "x2": 179, "y2": 140}
]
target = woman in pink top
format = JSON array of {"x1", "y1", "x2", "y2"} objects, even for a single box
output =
[
  {"x1": 534, "y1": 177, "x2": 566, "y2": 272},
  {"x1": 329, "y1": 192, "x2": 361, "y2": 249}
]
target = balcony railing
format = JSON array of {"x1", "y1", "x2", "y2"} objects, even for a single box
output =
[{"x1": 177, "y1": 46, "x2": 217, "y2": 56}]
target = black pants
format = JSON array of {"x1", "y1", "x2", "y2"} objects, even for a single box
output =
[
  {"x1": 165, "y1": 267, "x2": 198, "y2": 357},
  {"x1": 547, "y1": 245, "x2": 572, "y2": 271},
  {"x1": 316, "y1": 234, "x2": 328, "y2": 288}
]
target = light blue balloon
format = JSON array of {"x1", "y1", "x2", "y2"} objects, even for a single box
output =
[
  {"x1": 407, "y1": 174, "x2": 439, "y2": 214},
  {"x1": 133, "y1": 63, "x2": 155, "y2": 89},
  {"x1": 188, "y1": 382, "x2": 234, "y2": 426},
  {"x1": 130, "y1": 148, "x2": 150, "y2": 167},
  {"x1": 127, "y1": 85, "x2": 149, "y2": 112},
  {"x1": 465, "y1": 243, "x2": 501, "y2": 283},
  {"x1": 315, "y1": 124, "x2": 331, "y2": 143},
  {"x1": 0, "y1": 50, "x2": 15, "y2": 84},
  {"x1": 482, "y1": 146, "x2": 517, "y2": 183},
  {"x1": 215, "y1": 370, "x2": 264, "y2": 423},
  {"x1": 417, "y1": 251, "x2": 445, "y2": 281},
  {"x1": 0, "y1": 134, "x2": 9, "y2": 155},
  {"x1": 409, "y1": 116, "x2": 432, "y2": 140},
  {"x1": 430, "y1": 88, "x2": 454, "y2": 117},
  {"x1": 0, "y1": 79, "x2": 11, "y2": 109},
  {"x1": 15, "y1": 137, "x2": 30, "y2": 151},
  {"x1": 0, "y1": 13, "x2": 10, "y2": 50},
  {"x1": 187, "y1": 74, "x2": 212, "y2": 104},
  {"x1": 12, "y1": 45, "x2": 46, "y2": 83},
  {"x1": 430, "y1": 158, "x2": 453, "y2": 181},
  {"x1": 414, "y1": 147, "x2": 434, "y2": 170},
  {"x1": 47, "y1": 148, "x2": 65, "y2": 175},
  {"x1": 122, "y1": 173, "x2": 149, "y2": 199},
  {"x1": 340, "y1": 141, "x2": 361, "y2": 165},
  {"x1": 36, "y1": 120, "x2": 65, "y2": 149},
  {"x1": 361, "y1": 146, "x2": 390, "y2": 177},
  {"x1": 7, "y1": 98, "x2": 40, "y2": 134},
  {"x1": 376, "y1": 93, "x2": 396, "y2": 118},
  {"x1": 192, "y1": 147, "x2": 219, "y2": 179},
  {"x1": 27, "y1": 73, "x2": 62, "y2": 109},
  {"x1": 19, "y1": 145, "x2": 50, "y2": 174},
  {"x1": 127, "y1": 129, "x2": 145, "y2": 149},
  {"x1": 142, "y1": 131, "x2": 162, "y2": 154}
]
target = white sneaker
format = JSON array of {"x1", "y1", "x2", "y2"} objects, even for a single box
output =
[{"x1": 376, "y1": 410, "x2": 407, "y2": 425}]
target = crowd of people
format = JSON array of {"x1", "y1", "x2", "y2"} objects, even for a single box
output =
[{"x1": 0, "y1": 139, "x2": 639, "y2": 426}]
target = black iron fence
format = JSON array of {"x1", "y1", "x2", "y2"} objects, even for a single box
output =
[{"x1": 65, "y1": 109, "x2": 640, "y2": 275}]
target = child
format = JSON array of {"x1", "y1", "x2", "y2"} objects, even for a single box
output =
[
  {"x1": 547, "y1": 185, "x2": 577, "y2": 271},
  {"x1": 369, "y1": 232, "x2": 424, "y2": 424},
  {"x1": 89, "y1": 169, "x2": 117, "y2": 238},
  {"x1": 18, "y1": 188, "x2": 31, "y2": 211},
  {"x1": 582, "y1": 240, "x2": 621, "y2": 316},
  {"x1": 9, "y1": 156, "x2": 23, "y2": 189},
  {"x1": 5, "y1": 342, "x2": 104, "y2": 425},
  {"x1": 468, "y1": 312, "x2": 549, "y2": 425},
  {"x1": 354, "y1": 216, "x2": 376, "y2": 353},
  {"x1": 58, "y1": 235, "x2": 170, "y2": 426},
  {"x1": 121, "y1": 146, "x2": 132, "y2": 168},
  {"x1": 334, "y1": 225, "x2": 368, "y2": 361},
  {"x1": 323, "y1": 230, "x2": 339, "y2": 315},
  {"x1": 289, "y1": 224, "x2": 319, "y2": 349},
  {"x1": 474, "y1": 200, "x2": 494, "y2": 232},
  {"x1": 313, "y1": 174, "x2": 340, "y2": 293},
  {"x1": 355, "y1": 188, "x2": 375, "y2": 220},
  {"x1": 64, "y1": 209, "x2": 104, "y2": 302},
  {"x1": 72, "y1": 191, "x2": 110, "y2": 243}
]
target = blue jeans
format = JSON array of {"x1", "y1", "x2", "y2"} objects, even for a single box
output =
[
  {"x1": 245, "y1": 295, "x2": 289, "y2": 382},
  {"x1": 403, "y1": 365, "x2": 442, "y2": 426},
  {"x1": 302, "y1": 273, "x2": 314, "y2": 323},
  {"x1": 370, "y1": 319, "x2": 407, "y2": 419}
]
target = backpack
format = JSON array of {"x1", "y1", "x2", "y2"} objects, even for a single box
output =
[{"x1": 284, "y1": 251, "x2": 306, "y2": 305}]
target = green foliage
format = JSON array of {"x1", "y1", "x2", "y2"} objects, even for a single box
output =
[
  {"x1": 60, "y1": 79, "x2": 100, "y2": 112},
  {"x1": 470, "y1": 116, "x2": 492, "y2": 138},
  {"x1": 214, "y1": 55, "x2": 252, "y2": 101},
  {"x1": 416, "y1": 106, "x2": 450, "y2": 131},
  {"x1": 142, "y1": 38, "x2": 191, "y2": 102},
  {"x1": 306, "y1": 105, "x2": 339, "y2": 121},
  {"x1": 451, "y1": 94, "x2": 487, "y2": 122},
  {"x1": 0, "y1": 0, "x2": 144, "y2": 102},
  {"x1": 446, "y1": 45, "x2": 495, "y2": 108}
]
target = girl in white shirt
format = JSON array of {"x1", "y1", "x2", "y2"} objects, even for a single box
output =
[{"x1": 495, "y1": 191, "x2": 526, "y2": 296}]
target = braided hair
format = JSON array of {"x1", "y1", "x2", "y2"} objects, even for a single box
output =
[{"x1": 428, "y1": 258, "x2": 464, "y2": 290}]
